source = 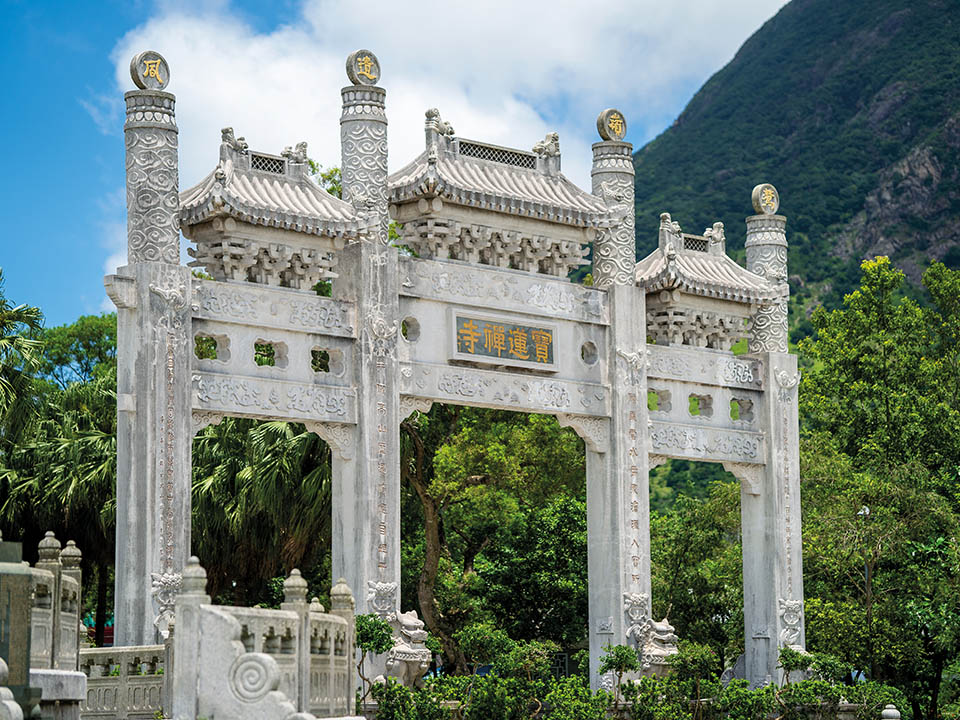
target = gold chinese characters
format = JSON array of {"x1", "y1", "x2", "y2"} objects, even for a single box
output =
[{"x1": 456, "y1": 317, "x2": 553, "y2": 364}]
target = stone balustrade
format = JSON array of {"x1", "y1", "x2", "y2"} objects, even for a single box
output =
[
  {"x1": 29, "y1": 533, "x2": 83, "y2": 673},
  {"x1": 77, "y1": 647, "x2": 165, "y2": 720}
]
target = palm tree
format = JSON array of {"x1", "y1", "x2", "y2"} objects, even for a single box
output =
[
  {"x1": 192, "y1": 418, "x2": 333, "y2": 603},
  {"x1": 1, "y1": 367, "x2": 117, "y2": 644},
  {"x1": 0, "y1": 269, "x2": 43, "y2": 442}
]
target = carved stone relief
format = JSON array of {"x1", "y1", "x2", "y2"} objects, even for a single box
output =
[
  {"x1": 192, "y1": 373, "x2": 353, "y2": 421},
  {"x1": 721, "y1": 461, "x2": 764, "y2": 495},
  {"x1": 556, "y1": 414, "x2": 610, "y2": 453},
  {"x1": 304, "y1": 422, "x2": 356, "y2": 460},
  {"x1": 400, "y1": 257, "x2": 606, "y2": 323},
  {"x1": 399, "y1": 395, "x2": 433, "y2": 420},
  {"x1": 125, "y1": 91, "x2": 180, "y2": 264},
  {"x1": 778, "y1": 598, "x2": 804, "y2": 649},
  {"x1": 649, "y1": 422, "x2": 761, "y2": 462}
]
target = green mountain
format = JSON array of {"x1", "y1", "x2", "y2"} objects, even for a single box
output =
[{"x1": 633, "y1": 0, "x2": 960, "y2": 332}]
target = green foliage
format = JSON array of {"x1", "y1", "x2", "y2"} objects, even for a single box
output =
[
  {"x1": 41, "y1": 313, "x2": 116, "y2": 388},
  {"x1": 492, "y1": 639, "x2": 560, "y2": 681},
  {"x1": 542, "y1": 676, "x2": 609, "y2": 720},
  {"x1": 632, "y1": 0, "x2": 960, "y2": 315},
  {"x1": 357, "y1": 613, "x2": 395, "y2": 656},
  {"x1": 599, "y1": 644, "x2": 641, "y2": 710},
  {"x1": 0, "y1": 268, "x2": 43, "y2": 438},
  {"x1": 308, "y1": 162, "x2": 342, "y2": 199}
]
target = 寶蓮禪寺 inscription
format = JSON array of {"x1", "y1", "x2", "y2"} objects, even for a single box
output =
[{"x1": 454, "y1": 315, "x2": 556, "y2": 369}]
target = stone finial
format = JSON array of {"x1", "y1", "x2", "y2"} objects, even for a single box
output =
[
  {"x1": 60, "y1": 540, "x2": 82, "y2": 568},
  {"x1": 532, "y1": 132, "x2": 560, "y2": 158},
  {"x1": 181, "y1": 556, "x2": 208, "y2": 595},
  {"x1": 309, "y1": 597, "x2": 325, "y2": 613},
  {"x1": 881, "y1": 706, "x2": 901, "y2": 720},
  {"x1": 751, "y1": 183, "x2": 780, "y2": 215},
  {"x1": 283, "y1": 569, "x2": 308, "y2": 605},
  {"x1": 329, "y1": 577, "x2": 355, "y2": 611},
  {"x1": 130, "y1": 50, "x2": 170, "y2": 91},
  {"x1": 596, "y1": 108, "x2": 627, "y2": 141},
  {"x1": 37, "y1": 531, "x2": 61, "y2": 563},
  {"x1": 346, "y1": 49, "x2": 381, "y2": 86}
]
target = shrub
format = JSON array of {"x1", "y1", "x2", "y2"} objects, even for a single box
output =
[{"x1": 543, "y1": 676, "x2": 609, "y2": 720}]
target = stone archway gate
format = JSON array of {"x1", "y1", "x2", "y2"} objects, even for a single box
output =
[{"x1": 109, "y1": 49, "x2": 804, "y2": 690}]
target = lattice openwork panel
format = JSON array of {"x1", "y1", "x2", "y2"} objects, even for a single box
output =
[
  {"x1": 683, "y1": 235, "x2": 709, "y2": 253},
  {"x1": 458, "y1": 141, "x2": 536, "y2": 169},
  {"x1": 250, "y1": 153, "x2": 286, "y2": 175}
]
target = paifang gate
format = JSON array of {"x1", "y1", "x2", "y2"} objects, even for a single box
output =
[{"x1": 109, "y1": 48, "x2": 804, "y2": 690}]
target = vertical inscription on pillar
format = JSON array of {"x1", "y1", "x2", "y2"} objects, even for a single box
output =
[{"x1": 617, "y1": 349, "x2": 647, "y2": 595}]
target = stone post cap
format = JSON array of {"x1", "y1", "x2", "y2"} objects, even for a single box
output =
[
  {"x1": 130, "y1": 50, "x2": 170, "y2": 91},
  {"x1": 60, "y1": 540, "x2": 82, "y2": 568},
  {"x1": 181, "y1": 556, "x2": 207, "y2": 594},
  {"x1": 329, "y1": 577, "x2": 355, "y2": 610},
  {"x1": 38, "y1": 531, "x2": 61, "y2": 562},
  {"x1": 596, "y1": 108, "x2": 627, "y2": 141},
  {"x1": 346, "y1": 49, "x2": 381, "y2": 86},
  {"x1": 283, "y1": 569, "x2": 308, "y2": 604},
  {"x1": 881, "y1": 706, "x2": 901, "y2": 720},
  {"x1": 751, "y1": 183, "x2": 780, "y2": 215},
  {"x1": 309, "y1": 597, "x2": 325, "y2": 613}
]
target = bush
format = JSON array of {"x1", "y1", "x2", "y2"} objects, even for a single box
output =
[{"x1": 543, "y1": 676, "x2": 609, "y2": 720}]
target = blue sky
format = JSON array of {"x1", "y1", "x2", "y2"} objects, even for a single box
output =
[{"x1": 0, "y1": 0, "x2": 787, "y2": 327}]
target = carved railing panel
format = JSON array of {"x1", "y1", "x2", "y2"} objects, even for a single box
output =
[{"x1": 79, "y1": 645, "x2": 165, "y2": 720}]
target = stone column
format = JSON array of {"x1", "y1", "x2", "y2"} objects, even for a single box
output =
[
  {"x1": 746, "y1": 184, "x2": 788, "y2": 353},
  {"x1": 591, "y1": 109, "x2": 635, "y2": 289},
  {"x1": 741, "y1": 184, "x2": 804, "y2": 685},
  {"x1": 586, "y1": 110, "x2": 652, "y2": 690},
  {"x1": 332, "y1": 50, "x2": 402, "y2": 622},
  {"x1": 108, "y1": 51, "x2": 193, "y2": 646}
]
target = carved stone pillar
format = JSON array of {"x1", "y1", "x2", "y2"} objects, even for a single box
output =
[
  {"x1": 734, "y1": 354, "x2": 803, "y2": 687},
  {"x1": 333, "y1": 50, "x2": 402, "y2": 622},
  {"x1": 109, "y1": 52, "x2": 192, "y2": 646},
  {"x1": 125, "y1": 52, "x2": 180, "y2": 264},
  {"x1": 590, "y1": 109, "x2": 635, "y2": 289},
  {"x1": 746, "y1": 184, "x2": 788, "y2": 353}
]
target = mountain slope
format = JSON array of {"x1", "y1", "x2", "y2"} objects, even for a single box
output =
[{"x1": 632, "y1": 0, "x2": 960, "y2": 321}]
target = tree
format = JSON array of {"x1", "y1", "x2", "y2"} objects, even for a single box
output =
[
  {"x1": 799, "y1": 258, "x2": 960, "y2": 720},
  {"x1": 191, "y1": 419, "x2": 334, "y2": 602},
  {"x1": 400, "y1": 406, "x2": 585, "y2": 673},
  {"x1": 0, "y1": 269, "x2": 43, "y2": 442},
  {"x1": 41, "y1": 314, "x2": 116, "y2": 389}
]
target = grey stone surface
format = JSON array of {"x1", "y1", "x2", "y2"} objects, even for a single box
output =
[
  {"x1": 108, "y1": 48, "x2": 805, "y2": 693},
  {"x1": 29, "y1": 670, "x2": 85, "y2": 702}
]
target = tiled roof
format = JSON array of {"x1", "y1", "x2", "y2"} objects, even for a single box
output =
[
  {"x1": 635, "y1": 221, "x2": 786, "y2": 303},
  {"x1": 388, "y1": 138, "x2": 615, "y2": 228},
  {"x1": 180, "y1": 131, "x2": 366, "y2": 238}
]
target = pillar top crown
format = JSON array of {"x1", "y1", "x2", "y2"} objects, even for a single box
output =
[
  {"x1": 130, "y1": 50, "x2": 170, "y2": 91},
  {"x1": 751, "y1": 182, "x2": 780, "y2": 215},
  {"x1": 346, "y1": 49, "x2": 381, "y2": 87},
  {"x1": 597, "y1": 108, "x2": 627, "y2": 142}
]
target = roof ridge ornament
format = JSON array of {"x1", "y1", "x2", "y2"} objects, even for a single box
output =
[{"x1": 532, "y1": 132, "x2": 560, "y2": 158}]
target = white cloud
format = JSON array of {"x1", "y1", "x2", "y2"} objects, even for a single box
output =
[
  {"x1": 89, "y1": 0, "x2": 786, "y2": 304},
  {"x1": 106, "y1": 0, "x2": 788, "y2": 194}
]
